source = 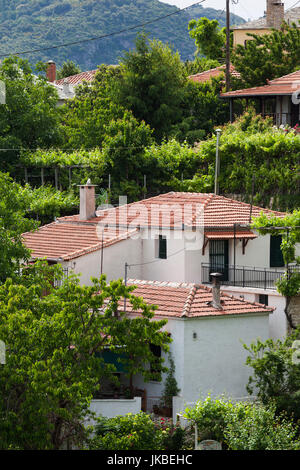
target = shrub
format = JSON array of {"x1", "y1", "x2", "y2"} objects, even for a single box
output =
[
  {"x1": 183, "y1": 396, "x2": 300, "y2": 450},
  {"x1": 183, "y1": 395, "x2": 233, "y2": 444},
  {"x1": 224, "y1": 402, "x2": 300, "y2": 450},
  {"x1": 88, "y1": 412, "x2": 163, "y2": 450}
]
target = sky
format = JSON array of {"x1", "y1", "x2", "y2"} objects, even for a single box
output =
[{"x1": 160, "y1": 0, "x2": 299, "y2": 21}]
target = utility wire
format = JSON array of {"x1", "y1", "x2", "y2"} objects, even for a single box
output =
[{"x1": 0, "y1": 0, "x2": 208, "y2": 58}]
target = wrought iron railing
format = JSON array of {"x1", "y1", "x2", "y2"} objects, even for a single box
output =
[{"x1": 201, "y1": 263, "x2": 300, "y2": 290}]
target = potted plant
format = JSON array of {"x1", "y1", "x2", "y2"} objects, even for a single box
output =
[{"x1": 159, "y1": 353, "x2": 180, "y2": 417}]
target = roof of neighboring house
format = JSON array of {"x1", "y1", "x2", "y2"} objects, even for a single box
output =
[
  {"x1": 23, "y1": 192, "x2": 286, "y2": 261},
  {"x1": 22, "y1": 223, "x2": 138, "y2": 261},
  {"x1": 124, "y1": 279, "x2": 274, "y2": 318},
  {"x1": 54, "y1": 69, "x2": 98, "y2": 86},
  {"x1": 59, "y1": 192, "x2": 285, "y2": 229},
  {"x1": 189, "y1": 64, "x2": 241, "y2": 83},
  {"x1": 233, "y1": 7, "x2": 300, "y2": 30},
  {"x1": 221, "y1": 70, "x2": 300, "y2": 98}
]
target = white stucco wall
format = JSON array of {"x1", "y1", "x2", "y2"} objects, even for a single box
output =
[
  {"x1": 132, "y1": 313, "x2": 270, "y2": 411},
  {"x1": 181, "y1": 313, "x2": 270, "y2": 403},
  {"x1": 62, "y1": 236, "x2": 142, "y2": 286},
  {"x1": 88, "y1": 397, "x2": 142, "y2": 423},
  {"x1": 222, "y1": 285, "x2": 287, "y2": 340}
]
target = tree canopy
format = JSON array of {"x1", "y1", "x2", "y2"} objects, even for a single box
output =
[
  {"x1": 0, "y1": 172, "x2": 38, "y2": 282},
  {"x1": 0, "y1": 262, "x2": 171, "y2": 449},
  {"x1": 56, "y1": 60, "x2": 81, "y2": 80},
  {"x1": 0, "y1": 56, "x2": 63, "y2": 171},
  {"x1": 232, "y1": 22, "x2": 300, "y2": 87},
  {"x1": 188, "y1": 17, "x2": 226, "y2": 61}
]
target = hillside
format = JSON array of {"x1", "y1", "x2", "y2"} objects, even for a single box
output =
[{"x1": 0, "y1": 0, "x2": 245, "y2": 70}]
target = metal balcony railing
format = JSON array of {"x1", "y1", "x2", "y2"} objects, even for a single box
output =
[{"x1": 201, "y1": 263, "x2": 300, "y2": 290}]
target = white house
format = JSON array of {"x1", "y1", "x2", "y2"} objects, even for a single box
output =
[
  {"x1": 23, "y1": 182, "x2": 297, "y2": 341},
  {"x1": 22, "y1": 182, "x2": 298, "y2": 411},
  {"x1": 122, "y1": 277, "x2": 272, "y2": 414}
]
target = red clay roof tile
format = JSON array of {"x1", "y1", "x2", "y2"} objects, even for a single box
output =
[{"x1": 124, "y1": 279, "x2": 274, "y2": 318}]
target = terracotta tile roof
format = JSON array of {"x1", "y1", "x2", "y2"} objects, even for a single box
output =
[
  {"x1": 234, "y1": 7, "x2": 300, "y2": 30},
  {"x1": 59, "y1": 192, "x2": 285, "y2": 229},
  {"x1": 189, "y1": 64, "x2": 241, "y2": 83},
  {"x1": 54, "y1": 70, "x2": 98, "y2": 86},
  {"x1": 22, "y1": 222, "x2": 138, "y2": 261},
  {"x1": 124, "y1": 279, "x2": 274, "y2": 318},
  {"x1": 221, "y1": 70, "x2": 300, "y2": 98},
  {"x1": 204, "y1": 230, "x2": 257, "y2": 240},
  {"x1": 23, "y1": 192, "x2": 285, "y2": 261}
]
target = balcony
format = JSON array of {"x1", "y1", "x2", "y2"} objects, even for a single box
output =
[{"x1": 201, "y1": 263, "x2": 300, "y2": 291}]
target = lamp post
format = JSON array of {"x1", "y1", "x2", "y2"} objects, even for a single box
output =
[{"x1": 214, "y1": 129, "x2": 222, "y2": 195}]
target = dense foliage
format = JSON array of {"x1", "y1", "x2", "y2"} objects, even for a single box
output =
[
  {"x1": 232, "y1": 22, "x2": 300, "y2": 87},
  {"x1": 189, "y1": 111, "x2": 300, "y2": 211},
  {"x1": 88, "y1": 413, "x2": 185, "y2": 451},
  {"x1": 188, "y1": 17, "x2": 227, "y2": 61},
  {"x1": 183, "y1": 395, "x2": 300, "y2": 450},
  {"x1": 0, "y1": 0, "x2": 244, "y2": 69},
  {"x1": 56, "y1": 60, "x2": 81, "y2": 80},
  {"x1": 0, "y1": 172, "x2": 38, "y2": 282},
  {"x1": 244, "y1": 332, "x2": 300, "y2": 421},
  {"x1": 0, "y1": 56, "x2": 63, "y2": 171},
  {"x1": 0, "y1": 263, "x2": 171, "y2": 449}
]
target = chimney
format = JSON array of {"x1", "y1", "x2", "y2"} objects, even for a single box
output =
[
  {"x1": 79, "y1": 179, "x2": 97, "y2": 221},
  {"x1": 210, "y1": 273, "x2": 223, "y2": 310},
  {"x1": 46, "y1": 60, "x2": 56, "y2": 82},
  {"x1": 266, "y1": 0, "x2": 285, "y2": 29}
]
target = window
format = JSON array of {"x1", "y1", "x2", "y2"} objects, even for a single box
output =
[
  {"x1": 270, "y1": 235, "x2": 284, "y2": 267},
  {"x1": 258, "y1": 294, "x2": 268, "y2": 306},
  {"x1": 157, "y1": 235, "x2": 167, "y2": 259}
]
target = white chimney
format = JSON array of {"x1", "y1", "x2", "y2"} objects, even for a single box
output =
[
  {"x1": 210, "y1": 272, "x2": 223, "y2": 310},
  {"x1": 79, "y1": 180, "x2": 97, "y2": 221}
]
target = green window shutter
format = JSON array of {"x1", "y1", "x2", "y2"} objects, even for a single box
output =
[
  {"x1": 270, "y1": 235, "x2": 284, "y2": 268},
  {"x1": 159, "y1": 235, "x2": 167, "y2": 259}
]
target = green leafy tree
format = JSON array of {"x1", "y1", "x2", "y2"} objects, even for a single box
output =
[
  {"x1": 188, "y1": 17, "x2": 226, "y2": 61},
  {"x1": 232, "y1": 22, "x2": 300, "y2": 87},
  {"x1": 0, "y1": 56, "x2": 63, "y2": 171},
  {"x1": 244, "y1": 332, "x2": 300, "y2": 421},
  {"x1": 0, "y1": 262, "x2": 171, "y2": 450},
  {"x1": 56, "y1": 60, "x2": 81, "y2": 80},
  {"x1": 63, "y1": 64, "x2": 124, "y2": 149},
  {"x1": 0, "y1": 172, "x2": 38, "y2": 282},
  {"x1": 114, "y1": 33, "x2": 187, "y2": 141},
  {"x1": 184, "y1": 57, "x2": 221, "y2": 76},
  {"x1": 170, "y1": 75, "x2": 229, "y2": 144},
  {"x1": 101, "y1": 111, "x2": 154, "y2": 201}
]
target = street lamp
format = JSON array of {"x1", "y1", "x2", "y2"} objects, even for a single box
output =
[{"x1": 214, "y1": 129, "x2": 222, "y2": 195}]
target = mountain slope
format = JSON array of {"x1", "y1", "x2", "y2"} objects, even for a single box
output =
[{"x1": 0, "y1": 0, "x2": 245, "y2": 69}]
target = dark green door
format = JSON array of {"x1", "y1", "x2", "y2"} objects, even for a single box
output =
[{"x1": 209, "y1": 240, "x2": 229, "y2": 281}]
